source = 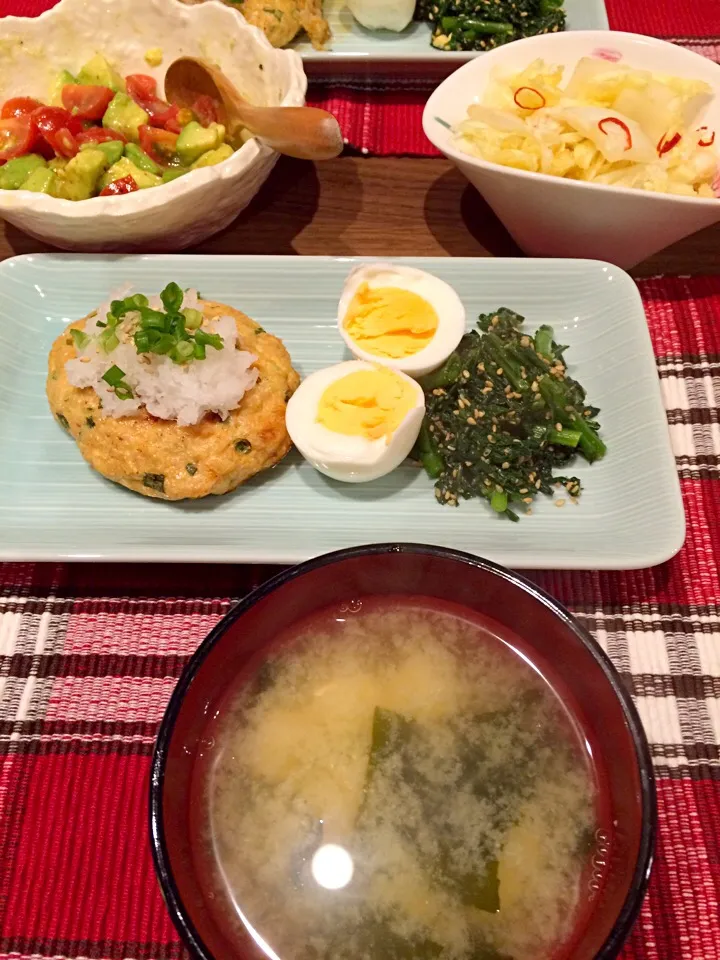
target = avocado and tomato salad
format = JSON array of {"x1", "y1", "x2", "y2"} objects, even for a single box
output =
[{"x1": 0, "y1": 55, "x2": 234, "y2": 200}]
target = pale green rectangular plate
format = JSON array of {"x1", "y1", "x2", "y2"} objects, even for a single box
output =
[
  {"x1": 0, "y1": 255, "x2": 684, "y2": 567},
  {"x1": 294, "y1": 0, "x2": 608, "y2": 65}
]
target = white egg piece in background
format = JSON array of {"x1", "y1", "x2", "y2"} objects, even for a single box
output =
[
  {"x1": 286, "y1": 360, "x2": 425, "y2": 483},
  {"x1": 346, "y1": 0, "x2": 416, "y2": 32},
  {"x1": 338, "y1": 262, "x2": 466, "y2": 379}
]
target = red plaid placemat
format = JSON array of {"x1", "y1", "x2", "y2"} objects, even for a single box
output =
[
  {"x1": 5, "y1": 0, "x2": 720, "y2": 155},
  {"x1": 0, "y1": 275, "x2": 719, "y2": 959}
]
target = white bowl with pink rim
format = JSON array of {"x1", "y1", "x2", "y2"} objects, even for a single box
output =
[
  {"x1": 0, "y1": 0, "x2": 306, "y2": 252},
  {"x1": 423, "y1": 31, "x2": 720, "y2": 269}
]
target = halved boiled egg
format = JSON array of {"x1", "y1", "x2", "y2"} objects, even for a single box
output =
[
  {"x1": 338, "y1": 262, "x2": 466, "y2": 378},
  {"x1": 286, "y1": 360, "x2": 425, "y2": 483}
]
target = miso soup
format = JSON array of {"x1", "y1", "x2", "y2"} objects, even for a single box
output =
[{"x1": 196, "y1": 597, "x2": 604, "y2": 960}]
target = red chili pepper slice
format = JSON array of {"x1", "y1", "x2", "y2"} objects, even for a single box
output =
[
  {"x1": 512, "y1": 86, "x2": 546, "y2": 111},
  {"x1": 657, "y1": 131, "x2": 682, "y2": 157},
  {"x1": 597, "y1": 117, "x2": 632, "y2": 152},
  {"x1": 99, "y1": 175, "x2": 139, "y2": 196},
  {"x1": 697, "y1": 126, "x2": 716, "y2": 148}
]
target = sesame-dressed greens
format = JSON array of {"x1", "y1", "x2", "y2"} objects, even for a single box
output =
[
  {"x1": 415, "y1": 0, "x2": 566, "y2": 52},
  {"x1": 415, "y1": 307, "x2": 606, "y2": 521}
]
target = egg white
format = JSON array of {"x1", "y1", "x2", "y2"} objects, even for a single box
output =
[
  {"x1": 285, "y1": 360, "x2": 426, "y2": 483},
  {"x1": 337, "y1": 262, "x2": 466, "y2": 379}
]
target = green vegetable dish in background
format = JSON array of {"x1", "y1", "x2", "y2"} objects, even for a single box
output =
[
  {"x1": 415, "y1": 0, "x2": 566, "y2": 51},
  {"x1": 0, "y1": 54, "x2": 239, "y2": 200},
  {"x1": 415, "y1": 306, "x2": 606, "y2": 520}
]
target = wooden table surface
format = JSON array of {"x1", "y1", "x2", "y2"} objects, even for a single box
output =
[{"x1": 1, "y1": 156, "x2": 719, "y2": 274}]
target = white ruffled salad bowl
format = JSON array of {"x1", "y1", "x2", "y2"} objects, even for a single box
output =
[{"x1": 0, "y1": 0, "x2": 307, "y2": 251}]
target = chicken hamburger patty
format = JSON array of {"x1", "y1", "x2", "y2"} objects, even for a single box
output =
[{"x1": 46, "y1": 300, "x2": 300, "y2": 500}]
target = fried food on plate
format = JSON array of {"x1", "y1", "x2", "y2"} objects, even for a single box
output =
[
  {"x1": 179, "y1": 0, "x2": 330, "y2": 49},
  {"x1": 47, "y1": 287, "x2": 299, "y2": 500}
]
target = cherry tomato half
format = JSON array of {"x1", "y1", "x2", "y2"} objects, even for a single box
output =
[
  {"x1": 139, "y1": 124, "x2": 178, "y2": 165},
  {"x1": 32, "y1": 106, "x2": 82, "y2": 158},
  {"x1": 191, "y1": 95, "x2": 219, "y2": 127},
  {"x1": 99, "y1": 174, "x2": 138, "y2": 196},
  {"x1": 1, "y1": 97, "x2": 44, "y2": 120},
  {"x1": 61, "y1": 84, "x2": 114, "y2": 122},
  {"x1": 126, "y1": 74, "x2": 157, "y2": 103},
  {"x1": 76, "y1": 127, "x2": 127, "y2": 146},
  {"x1": 0, "y1": 116, "x2": 38, "y2": 161}
]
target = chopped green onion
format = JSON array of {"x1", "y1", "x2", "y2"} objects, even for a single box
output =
[
  {"x1": 129, "y1": 293, "x2": 149, "y2": 309},
  {"x1": 70, "y1": 328, "x2": 90, "y2": 350},
  {"x1": 96, "y1": 320, "x2": 107, "y2": 328},
  {"x1": 102, "y1": 364, "x2": 134, "y2": 400},
  {"x1": 114, "y1": 383, "x2": 134, "y2": 401},
  {"x1": 193, "y1": 341, "x2": 206, "y2": 360},
  {"x1": 183, "y1": 308, "x2": 203, "y2": 330},
  {"x1": 490, "y1": 490, "x2": 508, "y2": 513},
  {"x1": 152, "y1": 333, "x2": 175, "y2": 355},
  {"x1": 99, "y1": 330, "x2": 119, "y2": 353},
  {"x1": 169, "y1": 313, "x2": 187, "y2": 338},
  {"x1": 110, "y1": 300, "x2": 127, "y2": 318},
  {"x1": 173, "y1": 340, "x2": 194, "y2": 362},
  {"x1": 102, "y1": 365, "x2": 125, "y2": 386},
  {"x1": 161, "y1": 282, "x2": 184, "y2": 314},
  {"x1": 195, "y1": 329, "x2": 223, "y2": 351},
  {"x1": 134, "y1": 331, "x2": 151, "y2": 353},
  {"x1": 56, "y1": 413, "x2": 69, "y2": 430},
  {"x1": 140, "y1": 309, "x2": 168, "y2": 330}
]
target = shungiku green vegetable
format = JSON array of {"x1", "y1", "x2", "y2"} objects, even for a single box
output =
[
  {"x1": 415, "y1": 307, "x2": 605, "y2": 520},
  {"x1": 415, "y1": 0, "x2": 566, "y2": 51},
  {"x1": 63, "y1": 284, "x2": 260, "y2": 427}
]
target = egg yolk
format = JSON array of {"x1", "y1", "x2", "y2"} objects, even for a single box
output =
[
  {"x1": 343, "y1": 283, "x2": 439, "y2": 359},
  {"x1": 317, "y1": 368, "x2": 417, "y2": 443}
]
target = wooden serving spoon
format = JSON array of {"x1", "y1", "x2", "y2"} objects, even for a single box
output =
[{"x1": 164, "y1": 56, "x2": 344, "y2": 161}]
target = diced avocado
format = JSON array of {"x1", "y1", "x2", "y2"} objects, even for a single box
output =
[
  {"x1": 191, "y1": 143, "x2": 233, "y2": 169},
  {"x1": 20, "y1": 168, "x2": 56, "y2": 194},
  {"x1": 48, "y1": 157, "x2": 68, "y2": 172},
  {"x1": 161, "y1": 167, "x2": 189, "y2": 183},
  {"x1": 207, "y1": 122, "x2": 226, "y2": 145},
  {"x1": 124, "y1": 142, "x2": 160, "y2": 175},
  {"x1": 175, "y1": 120, "x2": 225, "y2": 165},
  {"x1": 81, "y1": 139, "x2": 124, "y2": 165},
  {"x1": 99, "y1": 157, "x2": 161, "y2": 191},
  {"x1": 144, "y1": 47, "x2": 163, "y2": 67},
  {"x1": 102, "y1": 92, "x2": 148, "y2": 142},
  {"x1": 50, "y1": 148, "x2": 109, "y2": 201},
  {"x1": 0, "y1": 154, "x2": 47, "y2": 190},
  {"x1": 77, "y1": 54, "x2": 126, "y2": 93},
  {"x1": 49, "y1": 69, "x2": 77, "y2": 106}
]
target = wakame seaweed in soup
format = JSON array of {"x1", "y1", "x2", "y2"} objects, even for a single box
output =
[{"x1": 193, "y1": 597, "x2": 605, "y2": 960}]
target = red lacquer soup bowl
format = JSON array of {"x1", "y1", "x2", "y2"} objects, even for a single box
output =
[{"x1": 150, "y1": 544, "x2": 655, "y2": 960}]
